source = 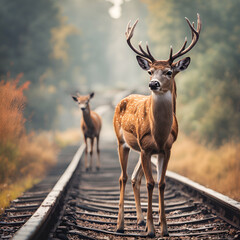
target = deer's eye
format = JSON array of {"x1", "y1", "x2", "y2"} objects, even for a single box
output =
[
  {"x1": 148, "y1": 70, "x2": 152, "y2": 75},
  {"x1": 166, "y1": 70, "x2": 173, "y2": 76}
]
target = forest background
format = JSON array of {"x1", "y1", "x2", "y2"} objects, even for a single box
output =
[{"x1": 0, "y1": 0, "x2": 239, "y2": 210}]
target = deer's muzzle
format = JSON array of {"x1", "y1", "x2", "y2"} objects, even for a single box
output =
[{"x1": 149, "y1": 80, "x2": 161, "y2": 90}]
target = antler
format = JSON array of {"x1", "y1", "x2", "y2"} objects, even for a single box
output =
[
  {"x1": 125, "y1": 19, "x2": 156, "y2": 63},
  {"x1": 168, "y1": 13, "x2": 202, "y2": 64}
]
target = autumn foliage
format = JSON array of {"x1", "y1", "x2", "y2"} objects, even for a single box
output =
[
  {"x1": 170, "y1": 133, "x2": 240, "y2": 201},
  {"x1": 0, "y1": 74, "x2": 56, "y2": 186},
  {"x1": 0, "y1": 73, "x2": 28, "y2": 143}
]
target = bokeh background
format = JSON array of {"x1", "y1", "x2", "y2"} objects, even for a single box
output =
[{"x1": 0, "y1": 0, "x2": 239, "y2": 210}]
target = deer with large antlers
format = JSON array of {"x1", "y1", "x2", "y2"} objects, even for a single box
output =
[
  {"x1": 72, "y1": 92, "x2": 102, "y2": 171},
  {"x1": 113, "y1": 14, "x2": 201, "y2": 237}
]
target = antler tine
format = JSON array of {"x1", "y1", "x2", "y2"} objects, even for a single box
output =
[
  {"x1": 169, "y1": 46, "x2": 173, "y2": 61},
  {"x1": 185, "y1": 17, "x2": 198, "y2": 36},
  {"x1": 138, "y1": 41, "x2": 156, "y2": 62},
  {"x1": 170, "y1": 37, "x2": 188, "y2": 60},
  {"x1": 191, "y1": 22, "x2": 195, "y2": 39},
  {"x1": 168, "y1": 14, "x2": 201, "y2": 64},
  {"x1": 125, "y1": 19, "x2": 138, "y2": 40},
  {"x1": 125, "y1": 19, "x2": 156, "y2": 62},
  {"x1": 146, "y1": 41, "x2": 156, "y2": 62},
  {"x1": 196, "y1": 13, "x2": 202, "y2": 33},
  {"x1": 125, "y1": 20, "x2": 131, "y2": 38},
  {"x1": 138, "y1": 41, "x2": 145, "y2": 54}
]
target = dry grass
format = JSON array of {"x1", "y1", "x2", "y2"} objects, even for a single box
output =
[
  {"x1": 0, "y1": 131, "x2": 57, "y2": 212},
  {"x1": 0, "y1": 176, "x2": 40, "y2": 213},
  {"x1": 169, "y1": 133, "x2": 240, "y2": 201},
  {"x1": 54, "y1": 128, "x2": 82, "y2": 147},
  {"x1": 0, "y1": 75, "x2": 57, "y2": 212},
  {"x1": 17, "y1": 133, "x2": 57, "y2": 177}
]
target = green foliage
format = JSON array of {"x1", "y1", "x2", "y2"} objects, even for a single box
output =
[
  {"x1": 143, "y1": 0, "x2": 240, "y2": 146},
  {"x1": 0, "y1": 0, "x2": 59, "y2": 82},
  {"x1": 0, "y1": 0, "x2": 60, "y2": 130},
  {"x1": 1, "y1": 0, "x2": 238, "y2": 145}
]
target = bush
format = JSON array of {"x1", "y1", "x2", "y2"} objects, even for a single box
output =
[
  {"x1": 170, "y1": 133, "x2": 240, "y2": 201},
  {"x1": 0, "y1": 74, "x2": 57, "y2": 186}
]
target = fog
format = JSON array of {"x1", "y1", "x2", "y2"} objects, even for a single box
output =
[{"x1": 0, "y1": 0, "x2": 239, "y2": 146}]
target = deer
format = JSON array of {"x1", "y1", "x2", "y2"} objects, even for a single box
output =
[
  {"x1": 72, "y1": 92, "x2": 102, "y2": 171},
  {"x1": 113, "y1": 14, "x2": 201, "y2": 237}
]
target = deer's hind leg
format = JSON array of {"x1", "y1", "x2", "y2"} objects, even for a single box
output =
[
  {"x1": 141, "y1": 151, "x2": 155, "y2": 237},
  {"x1": 131, "y1": 155, "x2": 144, "y2": 226},
  {"x1": 117, "y1": 143, "x2": 130, "y2": 233},
  {"x1": 157, "y1": 150, "x2": 171, "y2": 237},
  {"x1": 96, "y1": 135, "x2": 100, "y2": 171}
]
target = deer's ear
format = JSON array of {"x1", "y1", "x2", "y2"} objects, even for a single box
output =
[
  {"x1": 89, "y1": 92, "x2": 94, "y2": 99},
  {"x1": 136, "y1": 56, "x2": 151, "y2": 70},
  {"x1": 72, "y1": 96, "x2": 78, "y2": 102},
  {"x1": 173, "y1": 57, "x2": 191, "y2": 72}
]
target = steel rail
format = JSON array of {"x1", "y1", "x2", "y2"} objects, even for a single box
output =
[
  {"x1": 9, "y1": 136, "x2": 239, "y2": 239},
  {"x1": 12, "y1": 143, "x2": 85, "y2": 240},
  {"x1": 11, "y1": 104, "x2": 109, "y2": 240},
  {"x1": 60, "y1": 149, "x2": 239, "y2": 240},
  {"x1": 166, "y1": 170, "x2": 240, "y2": 228},
  {"x1": 151, "y1": 156, "x2": 240, "y2": 228}
]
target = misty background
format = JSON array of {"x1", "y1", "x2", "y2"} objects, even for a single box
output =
[{"x1": 0, "y1": 0, "x2": 239, "y2": 147}]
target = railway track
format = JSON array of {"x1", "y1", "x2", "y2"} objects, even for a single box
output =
[
  {"x1": 1, "y1": 140, "x2": 240, "y2": 239},
  {"x1": 0, "y1": 145, "x2": 79, "y2": 239}
]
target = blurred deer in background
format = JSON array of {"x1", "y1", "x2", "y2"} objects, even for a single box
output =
[
  {"x1": 113, "y1": 14, "x2": 201, "y2": 237},
  {"x1": 72, "y1": 92, "x2": 102, "y2": 171}
]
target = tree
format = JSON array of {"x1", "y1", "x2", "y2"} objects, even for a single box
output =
[
  {"x1": 0, "y1": 0, "x2": 76, "y2": 130},
  {"x1": 143, "y1": 0, "x2": 240, "y2": 146}
]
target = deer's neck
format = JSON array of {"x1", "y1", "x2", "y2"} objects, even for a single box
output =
[
  {"x1": 82, "y1": 106, "x2": 94, "y2": 130},
  {"x1": 150, "y1": 91, "x2": 173, "y2": 149}
]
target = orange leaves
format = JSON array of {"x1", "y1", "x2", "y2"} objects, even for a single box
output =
[
  {"x1": 0, "y1": 73, "x2": 57, "y2": 187},
  {"x1": 0, "y1": 73, "x2": 29, "y2": 143}
]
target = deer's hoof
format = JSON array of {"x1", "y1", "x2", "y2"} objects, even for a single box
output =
[
  {"x1": 147, "y1": 231, "x2": 155, "y2": 238},
  {"x1": 85, "y1": 167, "x2": 89, "y2": 172},
  {"x1": 96, "y1": 166, "x2": 100, "y2": 171},
  {"x1": 116, "y1": 228, "x2": 124, "y2": 233},
  {"x1": 145, "y1": 225, "x2": 155, "y2": 238},
  {"x1": 137, "y1": 220, "x2": 145, "y2": 226},
  {"x1": 161, "y1": 225, "x2": 169, "y2": 236},
  {"x1": 162, "y1": 230, "x2": 169, "y2": 237}
]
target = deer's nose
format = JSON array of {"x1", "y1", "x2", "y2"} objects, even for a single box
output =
[
  {"x1": 79, "y1": 104, "x2": 86, "y2": 110},
  {"x1": 149, "y1": 80, "x2": 161, "y2": 90}
]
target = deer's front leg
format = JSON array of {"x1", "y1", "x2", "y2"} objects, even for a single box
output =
[
  {"x1": 131, "y1": 156, "x2": 144, "y2": 226},
  {"x1": 117, "y1": 143, "x2": 130, "y2": 233},
  {"x1": 141, "y1": 151, "x2": 155, "y2": 238},
  {"x1": 157, "y1": 151, "x2": 170, "y2": 237},
  {"x1": 89, "y1": 138, "x2": 94, "y2": 171},
  {"x1": 84, "y1": 136, "x2": 89, "y2": 171}
]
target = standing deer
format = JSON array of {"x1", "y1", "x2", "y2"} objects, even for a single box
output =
[
  {"x1": 72, "y1": 92, "x2": 102, "y2": 171},
  {"x1": 113, "y1": 14, "x2": 201, "y2": 237}
]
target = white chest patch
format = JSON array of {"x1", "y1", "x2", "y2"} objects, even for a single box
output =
[{"x1": 152, "y1": 90, "x2": 172, "y2": 103}]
